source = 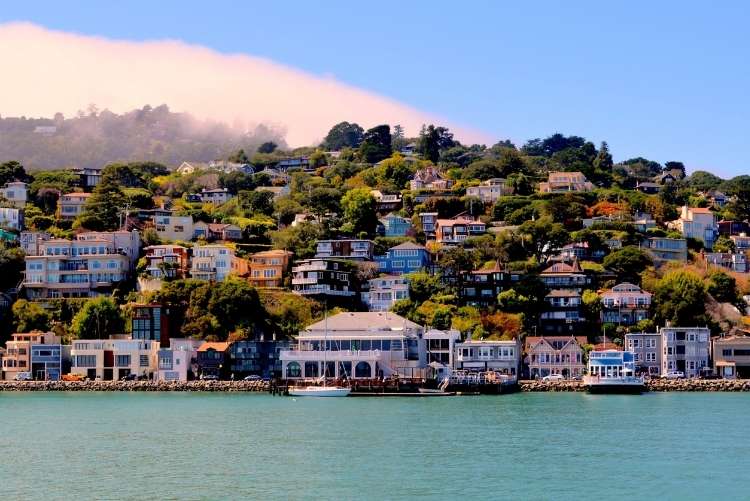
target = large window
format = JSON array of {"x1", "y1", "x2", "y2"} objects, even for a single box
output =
[
  {"x1": 140, "y1": 355, "x2": 149, "y2": 367},
  {"x1": 286, "y1": 362, "x2": 301, "y2": 378},
  {"x1": 354, "y1": 361, "x2": 371, "y2": 378},
  {"x1": 75, "y1": 355, "x2": 96, "y2": 368},
  {"x1": 115, "y1": 355, "x2": 131, "y2": 367}
]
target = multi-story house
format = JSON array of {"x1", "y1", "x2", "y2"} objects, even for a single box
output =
[
  {"x1": 281, "y1": 312, "x2": 426, "y2": 380},
  {"x1": 418, "y1": 212, "x2": 439, "y2": 237},
  {"x1": 24, "y1": 230, "x2": 141, "y2": 299},
  {"x1": 196, "y1": 342, "x2": 231, "y2": 379},
  {"x1": 155, "y1": 338, "x2": 203, "y2": 382},
  {"x1": 660, "y1": 326, "x2": 710, "y2": 378},
  {"x1": 314, "y1": 239, "x2": 375, "y2": 261},
  {"x1": 229, "y1": 339, "x2": 291, "y2": 379},
  {"x1": 291, "y1": 258, "x2": 356, "y2": 298},
  {"x1": 189, "y1": 244, "x2": 235, "y2": 281},
  {"x1": 20, "y1": 231, "x2": 50, "y2": 255},
  {"x1": 712, "y1": 335, "x2": 750, "y2": 379},
  {"x1": 540, "y1": 290, "x2": 585, "y2": 334},
  {"x1": 424, "y1": 329, "x2": 461, "y2": 371},
  {"x1": 0, "y1": 207, "x2": 23, "y2": 230},
  {"x1": 538, "y1": 171, "x2": 593, "y2": 193},
  {"x1": 374, "y1": 242, "x2": 431, "y2": 275},
  {"x1": 465, "y1": 178, "x2": 513, "y2": 203},
  {"x1": 524, "y1": 336, "x2": 587, "y2": 379},
  {"x1": 1, "y1": 181, "x2": 28, "y2": 208},
  {"x1": 247, "y1": 249, "x2": 292, "y2": 288},
  {"x1": 361, "y1": 275, "x2": 410, "y2": 311},
  {"x1": 703, "y1": 252, "x2": 749, "y2": 273},
  {"x1": 276, "y1": 157, "x2": 311, "y2": 172},
  {"x1": 31, "y1": 343, "x2": 70, "y2": 381},
  {"x1": 645, "y1": 237, "x2": 688, "y2": 263},
  {"x1": 669, "y1": 206, "x2": 718, "y2": 249},
  {"x1": 152, "y1": 213, "x2": 194, "y2": 241},
  {"x1": 130, "y1": 303, "x2": 171, "y2": 347},
  {"x1": 719, "y1": 220, "x2": 750, "y2": 236},
  {"x1": 193, "y1": 222, "x2": 242, "y2": 241},
  {"x1": 557, "y1": 242, "x2": 606, "y2": 262},
  {"x1": 70, "y1": 338, "x2": 160, "y2": 380},
  {"x1": 370, "y1": 191, "x2": 403, "y2": 213},
  {"x1": 73, "y1": 166, "x2": 102, "y2": 189},
  {"x1": 410, "y1": 166, "x2": 453, "y2": 191},
  {"x1": 730, "y1": 234, "x2": 750, "y2": 252},
  {"x1": 625, "y1": 332, "x2": 662, "y2": 376},
  {"x1": 57, "y1": 192, "x2": 92, "y2": 220},
  {"x1": 455, "y1": 339, "x2": 520, "y2": 376},
  {"x1": 539, "y1": 259, "x2": 589, "y2": 291},
  {"x1": 600, "y1": 283, "x2": 652, "y2": 325},
  {"x1": 2, "y1": 331, "x2": 61, "y2": 380},
  {"x1": 198, "y1": 188, "x2": 233, "y2": 205},
  {"x1": 143, "y1": 245, "x2": 190, "y2": 279},
  {"x1": 378, "y1": 213, "x2": 412, "y2": 237},
  {"x1": 434, "y1": 217, "x2": 486, "y2": 245},
  {"x1": 460, "y1": 262, "x2": 522, "y2": 306}
]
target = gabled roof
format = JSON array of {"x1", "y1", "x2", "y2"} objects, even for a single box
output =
[
  {"x1": 197, "y1": 342, "x2": 230, "y2": 352},
  {"x1": 389, "y1": 241, "x2": 426, "y2": 251},
  {"x1": 525, "y1": 336, "x2": 587, "y2": 351},
  {"x1": 541, "y1": 259, "x2": 582, "y2": 274},
  {"x1": 545, "y1": 289, "x2": 581, "y2": 298},
  {"x1": 303, "y1": 312, "x2": 422, "y2": 332}
]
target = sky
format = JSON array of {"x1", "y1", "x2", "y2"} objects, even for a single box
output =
[{"x1": 1, "y1": 1, "x2": 749, "y2": 176}]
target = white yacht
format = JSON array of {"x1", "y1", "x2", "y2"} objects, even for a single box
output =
[
  {"x1": 288, "y1": 383, "x2": 351, "y2": 397},
  {"x1": 584, "y1": 349, "x2": 645, "y2": 394}
]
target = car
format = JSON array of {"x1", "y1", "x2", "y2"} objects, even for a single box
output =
[
  {"x1": 542, "y1": 374, "x2": 565, "y2": 382},
  {"x1": 62, "y1": 373, "x2": 86, "y2": 382},
  {"x1": 13, "y1": 372, "x2": 32, "y2": 381},
  {"x1": 663, "y1": 371, "x2": 685, "y2": 379},
  {"x1": 201, "y1": 374, "x2": 219, "y2": 381},
  {"x1": 120, "y1": 373, "x2": 137, "y2": 381},
  {"x1": 243, "y1": 375, "x2": 262, "y2": 381}
]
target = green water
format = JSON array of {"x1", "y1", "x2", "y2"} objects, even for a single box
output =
[{"x1": 1, "y1": 392, "x2": 747, "y2": 500}]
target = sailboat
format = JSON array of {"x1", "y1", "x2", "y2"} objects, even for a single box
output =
[{"x1": 288, "y1": 307, "x2": 351, "y2": 397}]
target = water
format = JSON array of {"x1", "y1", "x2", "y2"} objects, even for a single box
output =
[{"x1": 0, "y1": 392, "x2": 747, "y2": 500}]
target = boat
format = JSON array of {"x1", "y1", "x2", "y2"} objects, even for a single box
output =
[{"x1": 584, "y1": 349, "x2": 645, "y2": 394}]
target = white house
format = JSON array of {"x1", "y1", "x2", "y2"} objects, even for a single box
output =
[
  {"x1": 155, "y1": 338, "x2": 202, "y2": 382},
  {"x1": 0, "y1": 207, "x2": 23, "y2": 230},
  {"x1": 361, "y1": 275, "x2": 409, "y2": 312},
  {"x1": 669, "y1": 206, "x2": 718, "y2": 249},
  {"x1": 190, "y1": 244, "x2": 235, "y2": 281},
  {"x1": 454, "y1": 339, "x2": 520, "y2": 376},
  {"x1": 0, "y1": 182, "x2": 28, "y2": 208},
  {"x1": 70, "y1": 338, "x2": 160, "y2": 380}
]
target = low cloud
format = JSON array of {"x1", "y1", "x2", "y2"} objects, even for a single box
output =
[{"x1": 0, "y1": 22, "x2": 490, "y2": 146}]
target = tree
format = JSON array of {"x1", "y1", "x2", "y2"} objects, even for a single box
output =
[
  {"x1": 12, "y1": 300, "x2": 51, "y2": 332},
  {"x1": 228, "y1": 149, "x2": 250, "y2": 164},
  {"x1": 417, "y1": 125, "x2": 454, "y2": 162},
  {"x1": 0, "y1": 243, "x2": 25, "y2": 290},
  {"x1": 341, "y1": 188, "x2": 377, "y2": 235},
  {"x1": 602, "y1": 247, "x2": 652, "y2": 283},
  {"x1": 0, "y1": 161, "x2": 28, "y2": 186},
  {"x1": 78, "y1": 174, "x2": 126, "y2": 230},
  {"x1": 593, "y1": 141, "x2": 613, "y2": 172},
  {"x1": 391, "y1": 124, "x2": 407, "y2": 152},
  {"x1": 687, "y1": 170, "x2": 723, "y2": 191},
  {"x1": 359, "y1": 125, "x2": 392, "y2": 163},
  {"x1": 257, "y1": 141, "x2": 278, "y2": 154},
  {"x1": 309, "y1": 150, "x2": 328, "y2": 169},
  {"x1": 517, "y1": 217, "x2": 570, "y2": 260},
  {"x1": 725, "y1": 177, "x2": 750, "y2": 221},
  {"x1": 652, "y1": 270, "x2": 707, "y2": 326},
  {"x1": 712, "y1": 235, "x2": 736, "y2": 253},
  {"x1": 70, "y1": 297, "x2": 125, "y2": 340},
  {"x1": 707, "y1": 271, "x2": 740, "y2": 305},
  {"x1": 322, "y1": 121, "x2": 365, "y2": 150}
]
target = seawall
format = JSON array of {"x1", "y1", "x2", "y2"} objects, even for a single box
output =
[
  {"x1": 520, "y1": 379, "x2": 750, "y2": 392},
  {"x1": 0, "y1": 380, "x2": 270, "y2": 392}
]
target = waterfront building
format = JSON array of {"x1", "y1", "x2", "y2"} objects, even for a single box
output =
[
  {"x1": 0, "y1": 207, "x2": 23, "y2": 230},
  {"x1": 712, "y1": 335, "x2": 750, "y2": 379},
  {"x1": 660, "y1": 326, "x2": 710, "y2": 378},
  {"x1": 584, "y1": 349, "x2": 644, "y2": 394},
  {"x1": 70, "y1": 338, "x2": 160, "y2": 380},
  {"x1": 155, "y1": 338, "x2": 203, "y2": 382},
  {"x1": 152, "y1": 213, "x2": 194, "y2": 241},
  {"x1": 624, "y1": 332, "x2": 662, "y2": 376},
  {"x1": 540, "y1": 290, "x2": 585, "y2": 334},
  {"x1": 466, "y1": 178, "x2": 513, "y2": 203},
  {"x1": 434, "y1": 216, "x2": 486, "y2": 245},
  {"x1": 314, "y1": 239, "x2": 375, "y2": 261},
  {"x1": 0, "y1": 181, "x2": 28, "y2": 208},
  {"x1": 280, "y1": 312, "x2": 426, "y2": 380},
  {"x1": 31, "y1": 343, "x2": 70, "y2": 381},
  {"x1": 291, "y1": 258, "x2": 356, "y2": 298},
  {"x1": 669, "y1": 206, "x2": 718, "y2": 249},
  {"x1": 143, "y1": 245, "x2": 190, "y2": 279},
  {"x1": 378, "y1": 213, "x2": 412, "y2": 237},
  {"x1": 424, "y1": 329, "x2": 461, "y2": 370},
  {"x1": 599, "y1": 283, "x2": 652, "y2": 325},
  {"x1": 410, "y1": 166, "x2": 453, "y2": 191},
  {"x1": 645, "y1": 237, "x2": 688, "y2": 263},
  {"x1": 361, "y1": 275, "x2": 409, "y2": 311},
  {"x1": 189, "y1": 244, "x2": 235, "y2": 281},
  {"x1": 538, "y1": 171, "x2": 593, "y2": 193},
  {"x1": 460, "y1": 262, "x2": 522, "y2": 307},
  {"x1": 57, "y1": 192, "x2": 91, "y2": 220},
  {"x1": 229, "y1": 339, "x2": 291, "y2": 378},
  {"x1": 539, "y1": 259, "x2": 589, "y2": 291},
  {"x1": 246, "y1": 249, "x2": 292, "y2": 288},
  {"x1": 374, "y1": 241, "x2": 431, "y2": 275},
  {"x1": 524, "y1": 336, "x2": 586, "y2": 379},
  {"x1": 130, "y1": 303, "x2": 170, "y2": 346},
  {"x1": 454, "y1": 338, "x2": 520, "y2": 376},
  {"x1": 2, "y1": 331, "x2": 60, "y2": 380},
  {"x1": 196, "y1": 342, "x2": 231, "y2": 379}
]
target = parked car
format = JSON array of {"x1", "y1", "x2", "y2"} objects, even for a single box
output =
[
  {"x1": 243, "y1": 375, "x2": 262, "y2": 381},
  {"x1": 201, "y1": 374, "x2": 219, "y2": 381},
  {"x1": 62, "y1": 373, "x2": 86, "y2": 381},
  {"x1": 542, "y1": 374, "x2": 565, "y2": 382},
  {"x1": 663, "y1": 371, "x2": 685, "y2": 379},
  {"x1": 120, "y1": 373, "x2": 137, "y2": 381},
  {"x1": 13, "y1": 372, "x2": 32, "y2": 381}
]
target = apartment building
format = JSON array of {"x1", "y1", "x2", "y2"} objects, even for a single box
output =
[
  {"x1": 538, "y1": 172, "x2": 594, "y2": 193},
  {"x1": 375, "y1": 241, "x2": 431, "y2": 275},
  {"x1": 19, "y1": 231, "x2": 50, "y2": 255},
  {"x1": 57, "y1": 192, "x2": 92, "y2": 220},
  {"x1": 378, "y1": 213, "x2": 412, "y2": 237},
  {"x1": 152, "y1": 213, "x2": 194, "y2": 241},
  {"x1": 130, "y1": 303, "x2": 170, "y2": 346},
  {"x1": 712, "y1": 335, "x2": 750, "y2": 379},
  {"x1": 143, "y1": 245, "x2": 190, "y2": 279},
  {"x1": 645, "y1": 237, "x2": 688, "y2": 263},
  {"x1": 70, "y1": 338, "x2": 160, "y2": 380},
  {"x1": 624, "y1": 332, "x2": 662, "y2": 376},
  {"x1": 361, "y1": 275, "x2": 409, "y2": 311},
  {"x1": 193, "y1": 222, "x2": 242, "y2": 241},
  {"x1": 460, "y1": 262, "x2": 522, "y2": 306},
  {"x1": 155, "y1": 338, "x2": 203, "y2": 382},
  {"x1": 434, "y1": 217, "x2": 486, "y2": 245},
  {"x1": 189, "y1": 244, "x2": 235, "y2": 281},
  {"x1": 418, "y1": 212, "x2": 439, "y2": 237},
  {"x1": 539, "y1": 259, "x2": 590, "y2": 290},
  {"x1": 660, "y1": 326, "x2": 710, "y2": 377},
  {"x1": 291, "y1": 258, "x2": 356, "y2": 298},
  {"x1": 540, "y1": 290, "x2": 585, "y2": 334}
]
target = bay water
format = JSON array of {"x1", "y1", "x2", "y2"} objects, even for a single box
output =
[{"x1": 1, "y1": 392, "x2": 747, "y2": 500}]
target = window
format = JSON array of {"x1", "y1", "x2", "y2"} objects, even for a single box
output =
[
  {"x1": 392, "y1": 260, "x2": 404, "y2": 268},
  {"x1": 75, "y1": 355, "x2": 96, "y2": 368},
  {"x1": 116, "y1": 355, "x2": 131, "y2": 367},
  {"x1": 140, "y1": 355, "x2": 149, "y2": 367}
]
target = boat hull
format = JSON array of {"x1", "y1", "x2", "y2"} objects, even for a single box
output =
[
  {"x1": 288, "y1": 387, "x2": 351, "y2": 397},
  {"x1": 586, "y1": 383, "x2": 645, "y2": 394}
]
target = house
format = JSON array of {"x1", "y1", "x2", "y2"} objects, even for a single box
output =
[
  {"x1": 712, "y1": 335, "x2": 750, "y2": 379},
  {"x1": 291, "y1": 258, "x2": 356, "y2": 298},
  {"x1": 378, "y1": 213, "x2": 412, "y2": 237},
  {"x1": 370, "y1": 190, "x2": 403, "y2": 213},
  {"x1": 361, "y1": 275, "x2": 410, "y2": 312},
  {"x1": 20, "y1": 231, "x2": 50, "y2": 255},
  {"x1": 410, "y1": 166, "x2": 453, "y2": 191},
  {"x1": 73, "y1": 166, "x2": 103, "y2": 189},
  {"x1": 540, "y1": 290, "x2": 585, "y2": 334},
  {"x1": 633, "y1": 212, "x2": 657, "y2": 232},
  {"x1": 130, "y1": 303, "x2": 171, "y2": 347},
  {"x1": 30, "y1": 342, "x2": 70, "y2": 381},
  {"x1": 465, "y1": 178, "x2": 513, "y2": 203},
  {"x1": 704, "y1": 190, "x2": 728, "y2": 208},
  {"x1": 730, "y1": 234, "x2": 750, "y2": 252},
  {"x1": 2, "y1": 331, "x2": 60, "y2": 380},
  {"x1": 315, "y1": 239, "x2": 374, "y2": 261},
  {"x1": 0, "y1": 181, "x2": 28, "y2": 208},
  {"x1": 374, "y1": 241, "x2": 431, "y2": 275},
  {"x1": 719, "y1": 220, "x2": 750, "y2": 236},
  {"x1": 455, "y1": 339, "x2": 520, "y2": 376},
  {"x1": 524, "y1": 336, "x2": 587, "y2": 379},
  {"x1": 418, "y1": 212, "x2": 439, "y2": 237},
  {"x1": 57, "y1": 192, "x2": 92, "y2": 220},
  {"x1": 199, "y1": 188, "x2": 233, "y2": 205},
  {"x1": 70, "y1": 338, "x2": 160, "y2": 380},
  {"x1": 143, "y1": 245, "x2": 190, "y2": 279},
  {"x1": 189, "y1": 244, "x2": 235, "y2": 281},
  {"x1": 193, "y1": 222, "x2": 242, "y2": 241},
  {"x1": 434, "y1": 217, "x2": 486, "y2": 245},
  {"x1": 424, "y1": 329, "x2": 461, "y2": 373},
  {"x1": 460, "y1": 262, "x2": 522, "y2": 306},
  {"x1": 660, "y1": 326, "x2": 710, "y2": 378},
  {"x1": 155, "y1": 338, "x2": 203, "y2": 382},
  {"x1": 645, "y1": 237, "x2": 688, "y2": 263},
  {"x1": 256, "y1": 185, "x2": 291, "y2": 200},
  {"x1": 669, "y1": 206, "x2": 718, "y2": 249},
  {"x1": 258, "y1": 167, "x2": 290, "y2": 184},
  {"x1": 175, "y1": 161, "x2": 206, "y2": 175},
  {"x1": 229, "y1": 339, "x2": 291, "y2": 379},
  {"x1": 538, "y1": 172, "x2": 593, "y2": 193},
  {"x1": 539, "y1": 259, "x2": 589, "y2": 290},
  {"x1": 23, "y1": 230, "x2": 141, "y2": 299},
  {"x1": 152, "y1": 213, "x2": 193, "y2": 241},
  {"x1": 704, "y1": 252, "x2": 749, "y2": 273},
  {"x1": 0, "y1": 207, "x2": 23, "y2": 230},
  {"x1": 247, "y1": 249, "x2": 292, "y2": 287},
  {"x1": 582, "y1": 215, "x2": 617, "y2": 228},
  {"x1": 557, "y1": 242, "x2": 605, "y2": 261},
  {"x1": 655, "y1": 172, "x2": 676, "y2": 184},
  {"x1": 600, "y1": 283, "x2": 652, "y2": 325},
  {"x1": 625, "y1": 332, "x2": 662, "y2": 376},
  {"x1": 196, "y1": 342, "x2": 231, "y2": 379},
  {"x1": 635, "y1": 182, "x2": 661, "y2": 194},
  {"x1": 280, "y1": 312, "x2": 426, "y2": 380},
  {"x1": 276, "y1": 157, "x2": 311, "y2": 172},
  {"x1": 207, "y1": 160, "x2": 254, "y2": 175}
]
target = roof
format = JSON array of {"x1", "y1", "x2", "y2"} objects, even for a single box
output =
[
  {"x1": 389, "y1": 241, "x2": 426, "y2": 251},
  {"x1": 546, "y1": 289, "x2": 581, "y2": 298},
  {"x1": 688, "y1": 207, "x2": 713, "y2": 214},
  {"x1": 541, "y1": 260, "x2": 583, "y2": 274},
  {"x1": 525, "y1": 336, "x2": 587, "y2": 351},
  {"x1": 252, "y1": 249, "x2": 292, "y2": 257},
  {"x1": 62, "y1": 192, "x2": 92, "y2": 197},
  {"x1": 471, "y1": 261, "x2": 505, "y2": 274},
  {"x1": 303, "y1": 312, "x2": 422, "y2": 332},
  {"x1": 197, "y1": 342, "x2": 230, "y2": 352}
]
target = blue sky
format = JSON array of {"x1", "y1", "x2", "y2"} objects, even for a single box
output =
[{"x1": 2, "y1": 1, "x2": 749, "y2": 176}]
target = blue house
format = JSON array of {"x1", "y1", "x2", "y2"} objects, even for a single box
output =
[
  {"x1": 30, "y1": 344, "x2": 68, "y2": 381},
  {"x1": 379, "y1": 214, "x2": 412, "y2": 237},
  {"x1": 375, "y1": 242, "x2": 431, "y2": 275}
]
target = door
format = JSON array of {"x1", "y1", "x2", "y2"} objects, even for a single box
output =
[{"x1": 103, "y1": 368, "x2": 114, "y2": 381}]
